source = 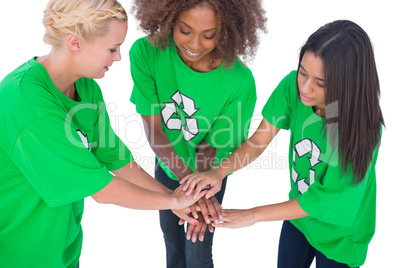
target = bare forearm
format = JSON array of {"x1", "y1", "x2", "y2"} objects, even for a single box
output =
[
  {"x1": 92, "y1": 176, "x2": 177, "y2": 210},
  {"x1": 195, "y1": 140, "x2": 217, "y2": 172},
  {"x1": 151, "y1": 132, "x2": 193, "y2": 179},
  {"x1": 217, "y1": 199, "x2": 309, "y2": 229},
  {"x1": 214, "y1": 140, "x2": 266, "y2": 178},
  {"x1": 252, "y1": 199, "x2": 309, "y2": 223},
  {"x1": 214, "y1": 119, "x2": 280, "y2": 179},
  {"x1": 113, "y1": 161, "x2": 172, "y2": 195}
]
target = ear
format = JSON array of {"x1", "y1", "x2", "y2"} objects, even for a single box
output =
[{"x1": 67, "y1": 33, "x2": 82, "y2": 52}]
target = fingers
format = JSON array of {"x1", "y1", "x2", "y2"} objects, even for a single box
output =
[
  {"x1": 191, "y1": 182, "x2": 213, "y2": 199},
  {"x1": 186, "y1": 222, "x2": 196, "y2": 240},
  {"x1": 189, "y1": 204, "x2": 198, "y2": 220},
  {"x1": 197, "y1": 199, "x2": 211, "y2": 224},
  {"x1": 196, "y1": 223, "x2": 207, "y2": 242},
  {"x1": 205, "y1": 186, "x2": 220, "y2": 199},
  {"x1": 186, "y1": 216, "x2": 208, "y2": 242},
  {"x1": 207, "y1": 196, "x2": 223, "y2": 222},
  {"x1": 184, "y1": 178, "x2": 206, "y2": 197},
  {"x1": 181, "y1": 174, "x2": 211, "y2": 196},
  {"x1": 208, "y1": 222, "x2": 214, "y2": 233},
  {"x1": 178, "y1": 213, "x2": 199, "y2": 226},
  {"x1": 202, "y1": 197, "x2": 220, "y2": 225},
  {"x1": 172, "y1": 208, "x2": 199, "y2": 226}
]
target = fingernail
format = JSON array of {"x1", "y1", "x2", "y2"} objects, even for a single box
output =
[{"x1": 194, "y1": 221, "x2": 199, "y2": 226}]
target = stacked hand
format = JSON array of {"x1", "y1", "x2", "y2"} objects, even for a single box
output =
[
  {"x1": 180, "y1": 169, "x2": 224, "y2": 200},
  {"x1": 170, "y1": 170, "x2": 226, "y2": 242},
  {"x1": 172, "y1": 195, "x2": 222, "y2": 242}
]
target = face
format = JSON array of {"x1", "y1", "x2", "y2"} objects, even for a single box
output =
[
  {"x1": 173, "y1": 4, "x2": 219, "y2": 70},
  {"x1": 78, "y1": 19, "x2": 128, "y2": 79},
  {"x1": 297, "y1": 51, "x2": 326, "y2": 114}
]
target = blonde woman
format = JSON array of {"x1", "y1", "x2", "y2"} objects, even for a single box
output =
[{"x1": 0, "y1": 1, "x2": 204, "y2": 267}]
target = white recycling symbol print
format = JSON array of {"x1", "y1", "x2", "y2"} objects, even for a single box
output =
[
  {"x1": 161, "y1": 90, "x2": 199, "y2": 141},
  {"x1": 77, "y1": 129, "x2": 91, "y2": 151},
  {"x1": 292, "y1": 139, "x2": 321, "y2": 194}
]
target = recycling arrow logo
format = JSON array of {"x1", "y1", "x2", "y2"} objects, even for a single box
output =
[
  {"x1": 77, "y1": 129, "x2": 91, "y2": 151},
  {"x1": 161, "y1": 90, "x2": 200, "y2": 141},
  {"x1": 292, "y1": 139, "x2": 321, "y2": 194}
]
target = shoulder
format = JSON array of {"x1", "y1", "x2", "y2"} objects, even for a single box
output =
[
  {"x1": 230, "y1": 59, "x2": 254, "y2": 78},
  {"x1": 129, "y1": 36, "x2": 166, "y2": 57},
  {"x1": 279, "y1": 70, "x2": 297, "y2": 87},
  {"x1": 223, "y1": 59, "x2": 256, "y2": 88},
  {"x1": 274, "y1": 70, "x2": 298, "y2": 98},
  {"x1": 0, "y1": 58, "x2": 41, "y2": 114}
]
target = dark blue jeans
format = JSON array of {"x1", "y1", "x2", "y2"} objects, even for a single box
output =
[
  {"x1": 155, "y1": 160, "x2": 227, "y2": 268},
  {"x1": 278, "y1": 220, "x2": 357, "y2": 268}
]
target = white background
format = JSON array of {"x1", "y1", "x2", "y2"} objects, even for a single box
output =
[{"x1": 1, "y1": 0, "x2": 401, "y2": 267}]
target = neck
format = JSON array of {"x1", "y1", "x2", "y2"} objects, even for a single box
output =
[
  {"x1": 313, "y1": 105, "x2": 326, "y2": 117},
  {"x1": 36, "y1": 48, "x2": 79, "y2": 100}
]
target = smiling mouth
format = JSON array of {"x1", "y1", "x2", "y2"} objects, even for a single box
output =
[{"x1": 183, "y1": 47, "x2": 202, "y2": 58}]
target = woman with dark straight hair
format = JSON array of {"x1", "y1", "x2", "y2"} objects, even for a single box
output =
[
  {"x1": 297, "y1": 20, "x2": 383, "y2": 184},
  {"x1": 181, "y1": 20, "x2": 384, "y2": 267}
]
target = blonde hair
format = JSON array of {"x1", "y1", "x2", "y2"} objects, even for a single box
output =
[{"x1": 43, "y1": 0, "x2": 127, "y2": 46}]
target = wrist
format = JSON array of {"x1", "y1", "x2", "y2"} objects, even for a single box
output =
[
  {"x1": 211, "y1": 165, "x2": 227, "y2": 181},
  {"x1": 251, "y1": 206, "x2": 263, "y2": 224},
  {"x1": 169, "y1": 194, "x2": 181, "y2": 210}
]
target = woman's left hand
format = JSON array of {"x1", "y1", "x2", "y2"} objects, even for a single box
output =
[{"x1": 212, "y1": 209, "x2": 256, "y2": 229}]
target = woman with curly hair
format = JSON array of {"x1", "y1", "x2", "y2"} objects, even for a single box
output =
[
  {"x1": 129, "y1": 0, "x2": 267, "y2": 267},
  {"x1": 0, "y1": 0, "x2": 205, "y2": 267}
]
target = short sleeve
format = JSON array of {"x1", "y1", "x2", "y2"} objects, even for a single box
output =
[
  {"x1": 262, "y1": 71, "x2": 298, "y2": 130},
  {"x1": 297, "y1": 147, "x2": 379, "y2": 227},
  {"x1": 10, "y1": 115, "x2": 113, "y2": 207},
  {"x1": 129, "y1": 37, "x2": 160, "y2": 115},
  {"x1": 204, "y1": 78, "x2": 256, "y2": 153},
  {"x1": 91, "y1": 100, "x2": 133, "y2": 171}
]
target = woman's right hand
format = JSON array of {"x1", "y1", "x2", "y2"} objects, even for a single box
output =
[
  {"x1": 171, "y1": 183, "x2": 206, "y2": 210},
  {"x1": 180, "y1": 169, "x2": 224, "y2": 200}
]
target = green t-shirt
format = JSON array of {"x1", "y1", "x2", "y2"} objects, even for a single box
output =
[
  {"x1": 262, "y1": 71, "x2": 379, "y2": 267},
  {"x1": 0, "y1": 58, "x2": 132, "y2": 268},
  {"x1": 130, "y1": 37, "x2": 256, "y2": 180}
]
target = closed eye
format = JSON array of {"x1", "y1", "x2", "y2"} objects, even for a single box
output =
[{"x1": 180, "y1": 28, "x2": 190, "y2": 35}]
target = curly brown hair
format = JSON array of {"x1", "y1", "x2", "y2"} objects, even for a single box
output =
[{"x1": 131, "y1": 0, "x2": 267, "y2": 67}]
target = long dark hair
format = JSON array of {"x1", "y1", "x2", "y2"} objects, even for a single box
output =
[{"x1": 297, "y1": 20, "x2": 384, "y2": 184}]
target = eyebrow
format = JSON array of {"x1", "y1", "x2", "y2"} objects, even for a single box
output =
[
  {"x1": 178, "y1": 21, "x2": 217, "y2": 33},
  {"x1": 300, "y1": 64, "x2": 326, "y2": 82}
]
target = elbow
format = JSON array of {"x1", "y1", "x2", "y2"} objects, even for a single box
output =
[
  {"x1": 91, "y1": 180, "x2": 114, "y2": 204},
  {"x1": 91, "y1": 190, "x2": 110, "y2": 204}
]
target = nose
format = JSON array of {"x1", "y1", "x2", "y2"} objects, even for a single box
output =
[
  {"x1": 300, "y1": 78, "x2": 313, "y2": 94},
  {"x1": 113, "y1": 48, "x2": 122, "y2": 62},
  {"x1": 188, "y1": 35, "x2": 201, "y2": 51}
]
